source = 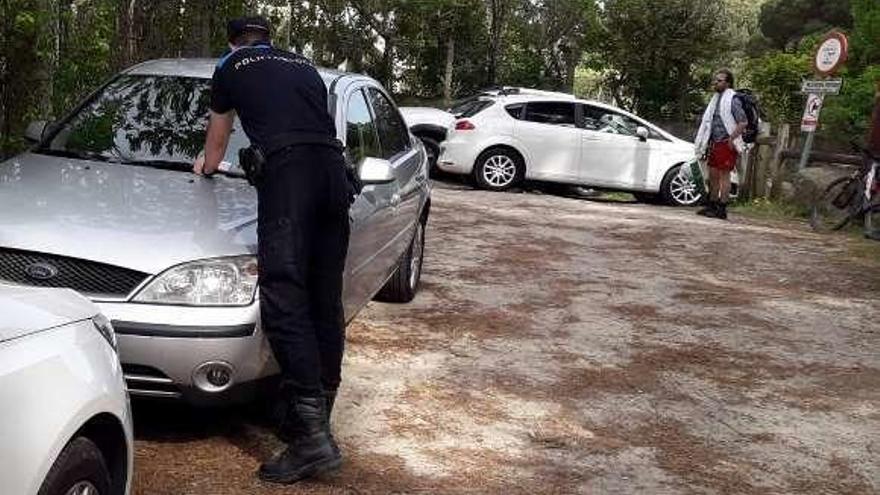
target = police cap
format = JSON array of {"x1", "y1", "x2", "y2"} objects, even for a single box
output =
[{"x1": 227, "y1": 16, "x2": 271, "y2": 42}]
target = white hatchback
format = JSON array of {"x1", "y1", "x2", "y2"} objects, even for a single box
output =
[
  {"x1": 437, "y1": 94, "x2": 729, "y2": 205},
  {"x1": 0, "y1": 285, "x2": 132, "y2": 495}
]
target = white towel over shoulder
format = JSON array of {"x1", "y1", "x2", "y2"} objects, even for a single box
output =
[{"x1": 694, "y1": 88, "x2": 744, "y2": 158}]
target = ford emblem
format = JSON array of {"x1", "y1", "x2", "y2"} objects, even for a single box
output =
[{"x1": 25, "y1": 262, "x2": 59, "y2": 281}]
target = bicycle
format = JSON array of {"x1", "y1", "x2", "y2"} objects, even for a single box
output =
[{"x1": 810, "y1": 142, "x2": 880, "y2": 239}]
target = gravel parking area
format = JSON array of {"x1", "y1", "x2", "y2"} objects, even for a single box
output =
[{"x1": 133, "y1": 180, "x2": 880, "y2": 494}]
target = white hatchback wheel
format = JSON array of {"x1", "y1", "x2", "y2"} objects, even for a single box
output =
[
  {"x1": 668, "y1": 170, "x2": 702, "y2": 206},
  {"x1": 477, "y1": 152, "x2": 520, "y2": 190}
]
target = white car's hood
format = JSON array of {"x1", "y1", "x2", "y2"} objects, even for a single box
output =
[{"x1": 0, "y1": 285, "x2": 96, "y2": 342}]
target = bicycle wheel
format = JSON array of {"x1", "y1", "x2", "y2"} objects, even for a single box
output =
[{"x1": 811, "y1": 177, "x2": 860, "y2": 232}]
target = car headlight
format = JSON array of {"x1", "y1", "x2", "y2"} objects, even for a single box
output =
[
  {"x1": 132, "y1": 256, "x2": 258, "y2": 306},
  {"x1": 92, "y1": 313, "x2": 117, "y2": 351}
]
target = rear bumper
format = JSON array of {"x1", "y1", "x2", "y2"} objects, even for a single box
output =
[
  {"x1": 437, "y1": 139, "x2": 478, "y2": 175},
  {"x1": 97, "y1": 301, "x2": 278, "y2": 404}
]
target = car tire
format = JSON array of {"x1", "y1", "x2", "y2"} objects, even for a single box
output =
[
  {"x1": 474, "y1": 148, "x2": 524, "y2": 191},
  {"x1": 376, "y1": 219, "x2": 426, "y2": 303},
  {"x1": 38, "y1": 436, "x2": 112, "y2": 495},
  {"x1": 418, "y1": 136, "x2": 440, "y2": 174},
  {"x1": 660, "y1": 164, "x2": 703, "y2": 206}
]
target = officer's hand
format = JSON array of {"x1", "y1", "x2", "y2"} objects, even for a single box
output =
[{"x1": 193, "y1": 154, "x2": 206, "y2": 175}]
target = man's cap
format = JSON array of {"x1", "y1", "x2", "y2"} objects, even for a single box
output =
[{"x1": 227, "y1": 16, "x2": 271, "y2": 42}]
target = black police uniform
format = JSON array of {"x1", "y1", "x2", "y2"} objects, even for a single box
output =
[{"x1": 210, "y1": 43, "x2": 350, "y2": 401}]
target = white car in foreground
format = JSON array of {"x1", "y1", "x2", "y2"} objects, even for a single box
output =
[
  {"x1": 437, "y1": 93, "x2": 732, "y2": 205},
  {"x1": 0, "y1": 285, "x2": 132, "y2": 495}
]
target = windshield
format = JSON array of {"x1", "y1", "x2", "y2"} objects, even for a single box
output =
[{"x1": 37, "y1": 75, "x2": 249, "y2": 171}]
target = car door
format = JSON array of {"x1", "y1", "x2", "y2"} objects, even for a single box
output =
[
  {"x1": 578, "y1": 104, "x2": 656, "y2": 189},
  {"x1": 512, "y1": 101, "x2": 580, "y2": 183},
  {"x1": 341, "y1": 86, "x2": 396, "y2": 319},
  {"x1": 364, "y1": 86, "x2": 422, "y2": 272}
]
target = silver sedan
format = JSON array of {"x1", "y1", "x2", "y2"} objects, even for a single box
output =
[{"x1": 0, "y1": 59, "x2": 431, "y2": 405}]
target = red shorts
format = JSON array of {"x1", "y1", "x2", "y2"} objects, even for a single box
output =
[{"x1": 708, "y1": 140, "x2": 738, "y2": 172}]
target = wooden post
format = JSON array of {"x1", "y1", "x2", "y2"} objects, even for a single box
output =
[
  {"x1": 769, "y1": 123, "x2": 791, "y2": 199},
  {"x1": 752, "y1": 123, "x2": 772, "y2": 198}
]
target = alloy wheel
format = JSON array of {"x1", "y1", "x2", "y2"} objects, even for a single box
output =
[
  {"x1": 669, "y1": 172, "x2": 702, "y2": 206},
  {"x1": 66, "y1": 481, "x2": 99, "y2": 495},
  {"x1": 482, "y1": 155, "x2": 517, "y2": 188}
]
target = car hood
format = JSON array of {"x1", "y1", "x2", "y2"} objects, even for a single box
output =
[
  {"x1": 0, "y1": 284, "x2": 97, "y2": 342},
  {"x1": 399, "y1": 107, "x2": 456, "y2": 129},
  {"x1": 0, "y1": 153, "x2": 258, "y2": 274}
]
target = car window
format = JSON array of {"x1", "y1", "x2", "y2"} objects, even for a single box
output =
[
  {"x1": 40, "y1": 75, "x2": 249, "y2": 167},
  {"x1": 366, "y1": 87, "x2": 410, "y2": 160},
  {"x1": 455, "y1": 99, "x2": 494, "y2": 118},
  {"x1": 505, "y1": 103, "x2": 525, "y2": 120},
  {"x1": 581, "y1": 105, "x2": 664, "y2": 140},
  {"x1": 524, "y1": 102, "x2": 575, "y2": 127},
  {"x1": 345, "y1": 89, "x2": 381, "y2": 164}
]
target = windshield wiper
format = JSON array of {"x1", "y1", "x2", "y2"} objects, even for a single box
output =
[
  {"x1": 35, "y1": 148, "x2": 122, "y2": 163},
  {"x1": 123, "y1": 159, "x2": 246, "y2": 179}
]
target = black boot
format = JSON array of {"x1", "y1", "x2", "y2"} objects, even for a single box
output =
[
  {"x1": 259, "y1": 396, "x2": 342, "y2": 484},
  {"x1": 697, "y1": 200, "x2": 718, "y2": 217},
  {"x1": 716, "y1": 202, "x2": 728, "y2": 220}
]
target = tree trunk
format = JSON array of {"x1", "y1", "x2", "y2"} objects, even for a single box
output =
[
  {"x1": 487, "y1": 0, "x2": 505, "y2": 86},
  {"x1": 444, "y1": 36, "x2": 455, "y2": 105}
]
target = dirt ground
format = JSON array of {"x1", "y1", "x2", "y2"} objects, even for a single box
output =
[{"x1": 132, "y1": 179, "x2": 880, "y2": 495}]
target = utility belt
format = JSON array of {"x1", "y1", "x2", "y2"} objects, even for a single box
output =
[{"x1": 238, "y1": 132, "x2": 362, "y2": 201}]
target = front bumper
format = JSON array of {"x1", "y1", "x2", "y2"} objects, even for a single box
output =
[{"x1": 97, "y1": 301, "x2": 278, "y2": 405}]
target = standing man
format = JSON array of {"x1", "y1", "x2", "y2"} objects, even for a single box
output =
[
  {"x1": 694, "y1": 68, "x2": 748, "y2": 220},
  {"x1": 193, "y1": 16, "x2": 350, "y2": 484}
]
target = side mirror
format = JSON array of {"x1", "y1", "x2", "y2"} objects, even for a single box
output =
[
  {"x1": 636, "y1": 126, "x2": 649, "y2": 142},
  {"x1": 359, "y1": 157, "x2": 395, "y2": 185},
  {"x1": 25, "y1": 120, "x2": 49, "y2": 143}
]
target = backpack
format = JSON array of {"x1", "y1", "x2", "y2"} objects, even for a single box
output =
[{"x1": 735, "y1": 89, "x2": 761, "y2": 144}]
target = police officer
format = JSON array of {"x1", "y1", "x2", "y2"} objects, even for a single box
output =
[{"x1": 193, "y1": 16, "x2": 350, "y2": 484}]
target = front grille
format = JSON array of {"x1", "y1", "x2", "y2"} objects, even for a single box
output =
[{"x1": 0, "y1": 248, "x2": 149, "y2": 298}]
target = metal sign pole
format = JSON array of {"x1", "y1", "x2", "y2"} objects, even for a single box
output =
[{"x1": 797, "y1": 130, "x2": 816, "y2": 171}]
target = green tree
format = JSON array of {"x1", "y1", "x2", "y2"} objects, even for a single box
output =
[
  {"x1": 592, "y1": 0, "x2": 726, "y2": 120},
  {"x1": 758, "y1": 0, "x2": 852, "y2": 50}
]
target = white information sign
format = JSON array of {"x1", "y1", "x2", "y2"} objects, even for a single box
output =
[{"x1": 801, "y1": 79, "x2": 842, "y2": 95}]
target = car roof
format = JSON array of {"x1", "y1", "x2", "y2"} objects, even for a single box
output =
[{"x1": 124, "y1": 58, "x2": 351, "y2": 87}]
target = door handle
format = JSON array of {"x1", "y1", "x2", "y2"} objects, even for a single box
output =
[{"x1": 391, "y1": 194, "x2": 401, "y2": 207}]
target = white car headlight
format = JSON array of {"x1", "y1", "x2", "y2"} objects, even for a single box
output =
[{"x1": 133, "y1": 256, "x2": 258, "y2": 306}]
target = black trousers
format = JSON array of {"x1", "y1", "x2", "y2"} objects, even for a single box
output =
[{"x1": 257, "y1": 144, "x2": 351, "y2": 396}]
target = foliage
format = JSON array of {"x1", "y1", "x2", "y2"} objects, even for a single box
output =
[
  {"x1": 758, "y1": 0, "x2": 852, "y2": 50},
  {"x1": 1, "y1": 0, "x2": 877, "y2": 160},
  {"x1": 591, "y1": 0, "x2": 726, "y2": 119},
  {"x1": 746, "y1": 51, "x2": 811, "y2": 124}
]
